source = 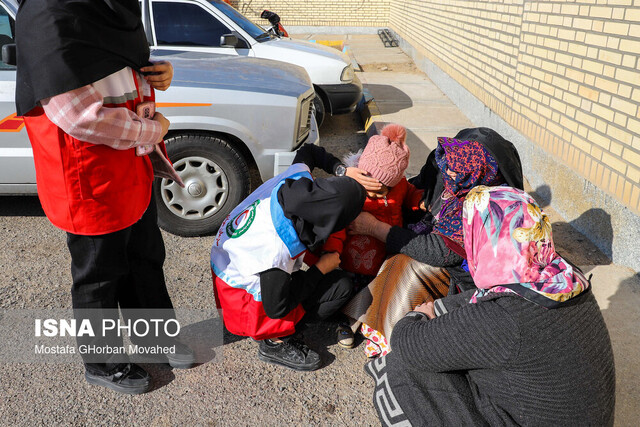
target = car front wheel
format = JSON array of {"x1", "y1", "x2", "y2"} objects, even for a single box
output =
[
  {"x1": 312, "y1": 93, "x2": 326, "y2": 128},
  {"x1": 154, "y1": 133, "x2": 250, "y2": 237}
]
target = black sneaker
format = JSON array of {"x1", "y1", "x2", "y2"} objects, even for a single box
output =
[
  {"x1": 257, "y1": 337, "x2": 322, "y2": 371},
  {"x1": 166, "y1": 340, "x2": 196, "y2": 369},
  {"x1": 84, "y1": 363, "x2": 151, "y2": 394}
]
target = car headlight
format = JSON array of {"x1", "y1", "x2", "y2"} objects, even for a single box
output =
[{"x1": 340, "y1": 65, "x2": 354, "y2": 82}]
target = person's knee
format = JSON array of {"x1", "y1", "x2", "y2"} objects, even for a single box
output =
[
  {"x1": 332, "y1": 275, "x2": 356, "y2": 302},
  {"x1": 304, "y1": 272, "x2": 356, "y2": 320}
]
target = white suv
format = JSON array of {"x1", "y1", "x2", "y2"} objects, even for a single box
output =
[{"x1": 140, "y1": 0, "x2": 363, "y2": 126}]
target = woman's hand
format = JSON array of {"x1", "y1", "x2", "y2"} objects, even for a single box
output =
[
  {"x1": 141, "y1": 61, "x2": 174, "y2": 91},
  {"x1": 348, "y1": 212, "x2": 392, "y2": 242},
  {"x1": 414, "y1": 301, "x2": 436, "y2": 319},
  {"x1": 315, "y1": 252, "x2": 341, "y2": 274},
  {"x1": 346, "y1": 167, "x2": 383, "y2": 192},
  {"x1": 348, "y1": 211, "x2": 378, "y2": 235}
]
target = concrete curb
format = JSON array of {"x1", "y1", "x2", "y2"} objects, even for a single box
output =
[
  {"x1": 358, "y1": 87, "x2": 385, "y2": 139},
  {"x1": 288, "y1": 26, "x2": 381, "y2": 35},
  {"x1": 308, "y1": 39, "x2": 344, "y2": 50}
]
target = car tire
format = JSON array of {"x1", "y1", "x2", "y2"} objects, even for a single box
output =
[
  {"x1": 154, "y1": 133, "x2": 250, "y2": 237},
  {"x1": 312, "y1": 93, "x2": 326, "y2": 128}
]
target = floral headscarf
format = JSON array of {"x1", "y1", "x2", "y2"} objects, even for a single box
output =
[
  {"x1": 433, "y1": 137, "x2": 500, "y2": 246},
  {"x1": 463, "y1": 186, "x2": 589, "y2": 308}
]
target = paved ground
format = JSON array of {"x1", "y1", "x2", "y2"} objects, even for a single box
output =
[
  {"x1": 1, "y1": 34, "x2": 638, "y2": 426},
  {"x1": 0, "y1": 112, "x2": 379, "y2": 426}
]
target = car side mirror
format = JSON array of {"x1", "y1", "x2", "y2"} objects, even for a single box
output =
[
  {"x1": 220, "y1": 33, "x2": 249, "y2": 49},
  {"x1": 2, "y1": 43, "x2": 16, "y2": 66}
]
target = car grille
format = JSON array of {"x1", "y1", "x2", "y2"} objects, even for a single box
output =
[{"x1": 296, "y1": 93, "x2": 314, "y2": 146}]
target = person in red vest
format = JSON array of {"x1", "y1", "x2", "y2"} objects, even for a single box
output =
[{"x1": 15, "y1": 0, "x2": 193, "y2": 394}]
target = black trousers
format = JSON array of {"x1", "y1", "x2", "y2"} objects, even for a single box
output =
[
  {"x1": 301, "y1": 269, "x2": 355, "y2": 323},
  {"x1": 66, "y1": 196, "x2": 174, "y2": 374},
  {"x1": 367, "y1": 355, "x2": 489, "y2": 427}
]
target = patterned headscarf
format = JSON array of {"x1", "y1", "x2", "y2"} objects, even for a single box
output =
[
  {"x1": 433, "y1": 137, "x2": 500, "y2": 246},
  {"x1": 463, "y1": 186, "x2": 589, "y2": 308}
]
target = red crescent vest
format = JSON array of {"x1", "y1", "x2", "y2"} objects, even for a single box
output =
[
  {"x1": 22, "y1": 69, "x2": 155, "y2": 235},
  {"x1": 211, "y1": 164, "x2": 312, "y2": 340}
]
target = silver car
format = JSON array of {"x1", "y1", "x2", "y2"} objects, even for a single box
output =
[{"x1": 0, "y1": 0, "x2": 318, "y2": 236}]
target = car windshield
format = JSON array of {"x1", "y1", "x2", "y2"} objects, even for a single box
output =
[{"x1": 209, "y1": 0, "x2": 274, "y2": 42}]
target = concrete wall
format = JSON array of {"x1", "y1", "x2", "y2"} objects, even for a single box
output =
[{"x1": 229, "y1": 0, "x2": 390, "y2": 27}]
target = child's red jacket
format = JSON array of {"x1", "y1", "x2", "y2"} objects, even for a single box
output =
[{"x1": 340, "y1": 177, "x2": 423, "y2": 276}]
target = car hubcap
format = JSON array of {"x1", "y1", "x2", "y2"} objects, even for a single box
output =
[
  {"x1": 187, "y1": 182, "x2": 204, "y2": 197},
  {"x1": 160, "y1": 156, "x2": 229, "y2": 220}
]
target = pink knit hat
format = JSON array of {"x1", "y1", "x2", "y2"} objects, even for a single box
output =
[{"x1": 358, "y1": 124, "x2": 409, "y2": 187}]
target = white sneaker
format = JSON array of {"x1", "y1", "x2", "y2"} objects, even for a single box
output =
[{"x1": 336, "y1": 324, "x2": 355, "y2": 349}]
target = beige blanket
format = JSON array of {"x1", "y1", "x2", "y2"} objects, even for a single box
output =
[{"x1": 342, "y1": 254, "x2": 450, "y2": 339}]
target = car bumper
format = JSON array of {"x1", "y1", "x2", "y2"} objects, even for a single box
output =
[{"x1": 319, "y1": 76, "x2": 363, "y2": 115}]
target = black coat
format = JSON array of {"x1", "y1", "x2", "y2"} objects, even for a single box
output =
[
  {"x1": 367, "y1": 289, "x2": 616, "y2": 426},
  {"x1": 15, "y1": 0, "x2": 150, "y2": 115},
  {"x1": 409, "y1": 127, "x2": 524, "y2": 212}
]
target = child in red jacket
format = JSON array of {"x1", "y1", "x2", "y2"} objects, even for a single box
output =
[
  {"x1": 331, "y1": 124, "x2": 423, "y2": 348},
  {"x1": 341, "y1": 124, "x2": 423, "y2": 277}
]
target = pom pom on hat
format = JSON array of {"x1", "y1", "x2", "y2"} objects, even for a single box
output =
[
  {"x1": 358, "y1": 124, "x2": 410, "y2": 187},
  {"x1": 381, "y1": 123, "x2": 406, "y2": 145}
]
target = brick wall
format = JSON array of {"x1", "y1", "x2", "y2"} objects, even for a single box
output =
[
  {"x1": 229, "y1": 0, "x2": 390, "y2": 27},
  {"x1": 229, "y1": 0, "x2": 640, "y2": 215},
  {"x1": 389, "y1": 0, "x2": 640, "y2": 214}
]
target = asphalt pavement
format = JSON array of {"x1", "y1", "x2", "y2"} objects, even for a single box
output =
[
  {"x1": 0, "y1": 111, "x2": 379, "y2": 426},
  {"x1": 1, "y1": 34, "x2": 638, "y2": 426}
]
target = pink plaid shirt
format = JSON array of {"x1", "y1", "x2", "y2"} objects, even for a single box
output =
[{"x1": 41, "y1": 73, "x2": 162, "y2": 149}]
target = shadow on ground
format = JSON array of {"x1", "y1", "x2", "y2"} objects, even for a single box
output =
[
  {"x1": 364, "y1": 84, "x2": 413, "y2": 115},
  {"x1": 0, "y1": 195, "x2": 45, "y2": 217},
  {"x1": 529, "y1": 184, "x2": 612, "y2": 268}
]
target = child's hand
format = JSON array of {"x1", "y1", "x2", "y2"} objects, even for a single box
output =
[
  {"x1": 316, "y1": 252, "x2": 341, "y2": 274},
  {"x1": 346, "y1": 167, "x2": 383, "y2": 192},
  {"x1": 414, "y1": 301, "x2": 435, "y2": 319},
  {"x1": 419, "y1": 200, "x2": 427, "y2": 211},
  {"x1": 141, "y1": 61, "x2": 173, "y2": 91}
]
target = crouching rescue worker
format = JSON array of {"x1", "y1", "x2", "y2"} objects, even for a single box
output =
[{"x1": 211, "y1": 162, "x2": 366, "y2": 371}]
